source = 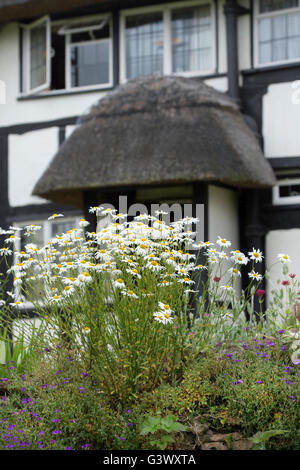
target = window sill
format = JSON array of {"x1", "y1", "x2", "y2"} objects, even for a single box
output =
[
  {"x1": 17, "y1": 85, "x2": 114, "y2": 101},
  {"x1": 242, "y1": 60, "x2": 300, "y2": 76}
]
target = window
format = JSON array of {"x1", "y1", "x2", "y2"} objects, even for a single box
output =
[
  {"x1": 22, "y1": 16, "x2": 51, "y2": 93},
  {"x1": 21, "y1": 14, "x2": 113, "y2": 95},
  {"x1": 125, "y1": 13, "x2": 164, "y2": 80},
  {"x1": 120, "y1": 1, "x2": 215, "y2": 82},
  {"x1": 272, "y1": 177, "x2": 300, "y2": 204},
  {"x1": 171, "y1": 5, "x2": 212, "y2": 73},
  {"x1": 13, "y1": 216, "x2": 81, "y2": 307},
  {"x1": 256, "y1": 0, "x2": 300, "y2": 65}
]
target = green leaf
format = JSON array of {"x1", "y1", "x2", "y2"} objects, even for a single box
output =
[
  {"x1": 139, "y1": 416, "x2": 161, "y2": 435},
  {"x1": 251, "y1": 429, "x2": 288, "y2": 450}
]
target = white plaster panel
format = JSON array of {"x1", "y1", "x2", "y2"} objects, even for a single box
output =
[
  {"x1": 263, "y1": 82, "x2": 300, "y2": 157},
  {"x1": 266, "y1": 229, "x2": 300, "y2": 305},
  {"x1": 8, "y1": 127, "x2": 58, "y2": 206}
]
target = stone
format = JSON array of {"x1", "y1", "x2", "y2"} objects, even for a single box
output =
[
  {"x1": 231, "y1": 439, "x2": 253, "y2": 450},
  {"x1": 201, "y1": 442, "x2": 228, "y2": 451}
]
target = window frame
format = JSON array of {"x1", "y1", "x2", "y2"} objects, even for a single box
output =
[
  {"x1": 272, "y1": 177, "x2": 300, "y2": 205},
  {"x1": 22, "y1": 15, "x2": 51, "y2": 95},
  {"x1": 254, "y1": 0, "x2": 300, "y2": 68},
  {"x1": 119, "y1": 0, "x2": 216, "y2": 84},
  {"x1": 20, "y1": 13, "x2": 113, "y2": 96},
  {"x1": 63, "y1": 15, "x2": 113, "y2": 91}
]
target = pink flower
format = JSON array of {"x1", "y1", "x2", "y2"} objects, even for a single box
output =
[
  {"x1": 213, "y1": 276, "x2": 221, "y2": 282},
  {"x1": 289, "y1": 273, "x2": 296, "y2": 279},
  {"x1": 282, "y1": 280, "x2": 290, "y2": 286},
  {"x1": 256, "y1": 289, "x2": 265, "y2": 297}
]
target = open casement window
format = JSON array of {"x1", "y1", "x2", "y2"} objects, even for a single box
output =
[
  {"x1": 22, "y1": 16, "x2": 51, "y2": 94},
  {"x1": 256, "y1": 0, "x2": 300, "y2": 66},
  {"x1": 58, "y1": 15, "x2": 113, "y2": 90}
]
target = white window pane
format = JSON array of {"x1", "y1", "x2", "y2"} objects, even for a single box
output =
[
  {"x1": 259, "y1": 41, "x2": 272, "y2": 63},
  {"x1": 259, "y1": 18, "x2": 272, "y2": 42},
  {"x1": 287, "y1": 11, "x2": 300, "y2": 35},
  {"x1": 30, "y1": 25, "x2": 47, "y2": 90},
  {"x1": 125, "y1": 13, "x2": 164, "y2": 80},
  {"x1": 273, "y1": 15, "x2": 287, "y2": 38},
  {"x1": 288, "y1": 36, "x2": 300, "y2": 57},
  {"x1": 272, "y1": 38, "x2": 287, "y2": 60},
  {"x1": 259, "y1": 11, "x2": 300, "y2": 63},
  {"x1": 71, "y1": 41, "x2": 110, "y2": 87}
]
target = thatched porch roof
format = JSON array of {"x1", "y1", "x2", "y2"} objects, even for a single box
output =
[{"x1": 33, "y1": 75, "x2": 276, "y2": 207}]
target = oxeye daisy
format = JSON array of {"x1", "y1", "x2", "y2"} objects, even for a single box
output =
[
  {"x1": 278, "y1": 253, "x2": 291, "y2": 263},
  {"x1": 221, "y1": 285, "x2": 233, "y2": 292},
  {"x1": 248, "y1": 248, "x2": 263, "y2": 263},
  {"x1": 216, "y1": 236, "x2": 231, "y2": 248},
  {"x1": 248, "y1": 271, "x2": 263, "y2": 281},
  {"x1": 79, "y1": 218, "x2": 90, "y2": 228},
  {"x1": 153, "y1": 311, "x2": 173, "y2": 324},
  {"x1": 122, "y1": 289, "x2": 138, "y2": 299},
  {"x1": 113, "y1": 278, "x2": 125, "y2": 289},
  {"x1": 158, "y1": 302, "x2": 173, "y2": 314},
  {"x1": 48, "y1": 213, "x2": 64, "y2": 220}
]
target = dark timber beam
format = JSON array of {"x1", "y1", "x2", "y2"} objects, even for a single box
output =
[{"x1": 224, "y1": 0, "x2": 251, "y2": 101}]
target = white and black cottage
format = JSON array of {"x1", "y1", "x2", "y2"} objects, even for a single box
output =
[{"x1": 0, "y1": 0, "x2": 300, "y2": 313}]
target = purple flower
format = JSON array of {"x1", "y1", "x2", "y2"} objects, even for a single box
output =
[
  {"x1": 39, "y1": 430, "x2": 44, "y2": 435},
  {"x1": 42, "y1": 384, "x2": 48, "y2": 389},
  {"x1": 128, "y1": 422, "x2": 133, "y2": 427},
  {"x1": 286, "y1": 381, "x2": 294, "y2": 385},
  {"x1": 277, "y1": 329, "x2": 285, "y2": 334},
  {"x1": 81, "y1": 443, "x2": 89, "y2": 448},
  {"x1": 126, "y1": 409, "x2": 132, "y2": 414},
  {"x1": 52, "y1": 430, "x2": 62, "y2": 435},
  {"x1": 66, "y1": 446, "x2": 72, "y2": 450},
  {"x1": 285, "y1": 366, "x2": 291, "y2": 374},
  {"x1": 256, "y1": 380, "x2": 263, "y2": 384},
  {"x1": 120, "y1": 437, "x2": 125, "y2": 441},
  {"x1": 290, "y1": 395, "x2": 296, "y2": 402},
  {"x1": 281, "y1": 346, "x2": 286, "y2": 351},
  {"x1": 52, "y1": 418, "x2": 60, "y2": 423},
  {"x1": 233, "y1": 379, "x2": 243, "y2": 385}
]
